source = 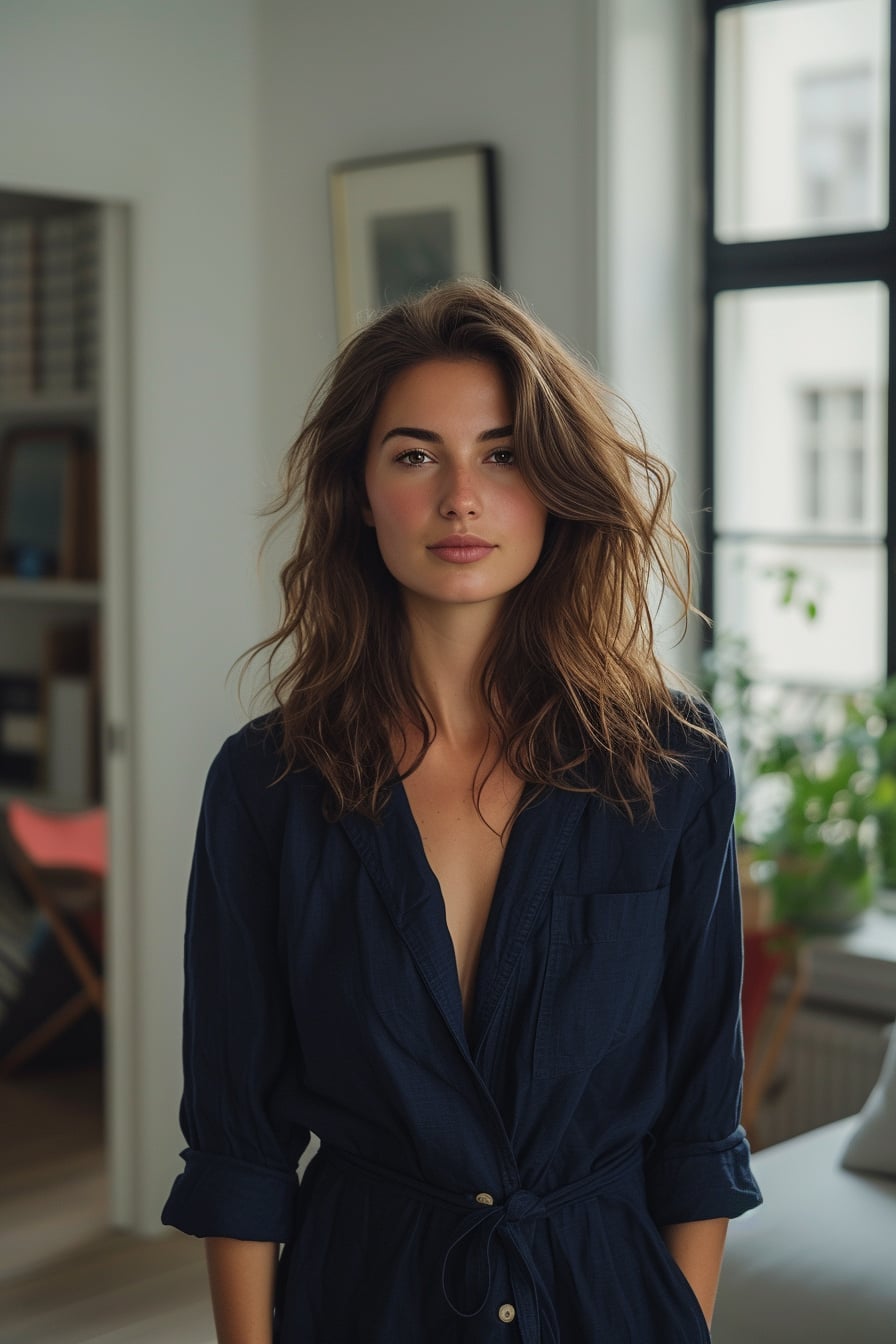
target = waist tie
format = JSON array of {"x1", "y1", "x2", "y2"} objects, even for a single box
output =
[{"x1": 315, "y1": 1141, "x2": 643, "y2": 1344}]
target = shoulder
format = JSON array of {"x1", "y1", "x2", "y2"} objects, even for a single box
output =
[
  {"x1": 202, "y1": 710, "x2": 283, "y2": 807},
  {"x1": 651, "y1": 690, "x2": 735, "y2": 825},
  {"x1": 663, "y1": 689, "x2": 729, "y2": 762},
  {"x1": 215, "y1": 708, "x2": 286, "y2": 785},
  {"x1": 203, "y1": 710, "x2": 322, "y2": 865}
]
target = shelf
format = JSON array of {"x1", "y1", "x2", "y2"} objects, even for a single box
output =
[
  {"x1": 0, "y1": 200, "x2": 104, "y2": 823},
  {"x1": 0, "y1": 393, "x2": 96, "y2": 417},
  {"x1": 0, "y1": 577, "x2": 102, "y2": 604},
  {"x1": 0, "y1": 783, "x2": 96, "y2": 811}
]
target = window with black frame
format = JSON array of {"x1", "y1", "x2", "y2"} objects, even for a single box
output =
[{"x1": 704, "y1": 0, "x2": 894, "y2": 735}]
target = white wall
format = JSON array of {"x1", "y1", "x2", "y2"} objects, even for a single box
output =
[
  {"x1": 254, "y1": 0, "x2": 602, "y2": 634},
  {"x1": 598, "y1": 0, "x2": 704, "y2": 668},
  {"x1": 0, "y1": 0, "x2": 264, "y2": 1234}
]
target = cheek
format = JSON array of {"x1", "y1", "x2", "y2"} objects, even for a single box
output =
[
  {"x1": 365, "y1": 479, "x2": 424, "y2": 535},
  {"x1": 505, "y1": 490, "x2": 548, "y2": 549}
]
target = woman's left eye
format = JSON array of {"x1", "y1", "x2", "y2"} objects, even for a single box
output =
[{"x1": 489, "y1": 449, "x2": 516, "y2": 466}]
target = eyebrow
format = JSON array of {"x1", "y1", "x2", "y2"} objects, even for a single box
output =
[{"x1": 379, "y1": 424, "x2": 513, "y2": 446}]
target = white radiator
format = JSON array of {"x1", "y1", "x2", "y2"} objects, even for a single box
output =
[{"x1": 758, "y1": 1005, "x2": 890, "y2": 1147}]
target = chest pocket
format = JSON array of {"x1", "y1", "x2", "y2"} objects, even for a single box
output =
[{"x1": 533, "y1": 885, "x2": 670, "y2": 1080}]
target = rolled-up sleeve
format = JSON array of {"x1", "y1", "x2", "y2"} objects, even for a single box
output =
[
  {"x1": 644, "y1": 738, "x2": 763, "y2": 1226},
  {"x1": 161, "y1": 734, "x2": 309, "y2": 1241}
]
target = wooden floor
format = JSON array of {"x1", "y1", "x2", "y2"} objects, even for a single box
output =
[{"x1": 0, "y1": 1062, "x2": 215, "y2": 1344}]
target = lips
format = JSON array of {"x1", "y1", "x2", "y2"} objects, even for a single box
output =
[{"x1": 427, "y1": 534, "x2": 496, "y2": 564}]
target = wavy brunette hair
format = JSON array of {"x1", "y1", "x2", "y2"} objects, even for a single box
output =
[{"x1": 237, "y1": 279, "x2": 713, "y2": 825}]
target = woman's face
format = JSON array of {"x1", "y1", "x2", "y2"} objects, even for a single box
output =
[{"x1": 363, "y1": 358, "x2": 548, "y2": 617}]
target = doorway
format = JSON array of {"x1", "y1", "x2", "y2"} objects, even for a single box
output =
[{"x1": 0, "y1": 188, "x2": 134, "y2": 1272}]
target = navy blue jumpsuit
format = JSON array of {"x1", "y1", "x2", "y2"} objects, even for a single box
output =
[{"x1": 161, "y1": 705, "x2": 762, "y2": 1342}]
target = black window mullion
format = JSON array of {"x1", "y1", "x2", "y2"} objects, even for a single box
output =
[
  {"x1": 701, "y1": 0, "x2": 718, "y2": 654},
  {"x1": 887, "y1": 282, "x2": 896, "y2": 674},
  {"x1": 887, "y1": 0, "x2": 896, "y2": 673},
  {"x1": 707, "y1": 233, "x2": 896, "y2": 291}
]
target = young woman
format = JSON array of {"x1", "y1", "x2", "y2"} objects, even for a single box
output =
[{"x1": 161, "y1": 280, "x2": 761, "y2": 1343}]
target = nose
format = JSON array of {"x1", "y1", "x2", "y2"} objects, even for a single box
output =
[{"x1": 439, "y1": 463, "x2": 481, "y2": 519}]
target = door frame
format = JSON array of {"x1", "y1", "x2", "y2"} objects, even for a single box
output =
[{"x1": 97, "y1": 201, "x2": 137, "y2": 1228}]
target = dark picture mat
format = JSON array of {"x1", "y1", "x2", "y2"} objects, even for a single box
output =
[
  {"x1": 0, "y1": 426, "x2": 98, "y2": 579},
  {"x1": 370, "y1": 209, "x2": 456, "y2": 306}
]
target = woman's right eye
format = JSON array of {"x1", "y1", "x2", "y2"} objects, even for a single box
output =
[{"x1": 394, "y1": 449, "x2": 432, "y2": 467}]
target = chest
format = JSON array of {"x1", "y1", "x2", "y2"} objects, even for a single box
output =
[
  {"x1": 400, "y1": 758, "x2": 524, "y2": 1029},
  {"x1": 281, "y1": 778, "x2": 679, "y2": 1101}
]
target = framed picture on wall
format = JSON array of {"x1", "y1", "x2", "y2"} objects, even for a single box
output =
[
  {"x1": 329, "y1": 143, "x2": 499, "y2": 341},
  {"x1": 0, "y1": 426, "x2": 95, "y2": 580}
]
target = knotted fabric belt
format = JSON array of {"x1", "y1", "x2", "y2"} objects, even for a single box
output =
[{"x1": 315, "y1": 1140, "x2": 644, "y2": 1344}]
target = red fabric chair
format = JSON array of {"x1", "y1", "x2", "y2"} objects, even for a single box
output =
[
  {"x1": 740, "y1": 925, "x2": 807, "y2": 1147},
  {"x1": 0, "y1": 799, "x2": 106, "y2": 1076}
]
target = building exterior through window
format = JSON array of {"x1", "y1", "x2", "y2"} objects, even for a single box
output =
[{"x1": 707, "y1": 0, "x2": 892, "y2": 711}]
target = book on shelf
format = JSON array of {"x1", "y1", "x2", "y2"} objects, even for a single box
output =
[
  {"x1": 0, "y1": 673, "x2": 42, "y2": 788},
  {"x1": 0, "y1": 617, "x2": 100, "y2": 804},
  {"x1": 73, "y1": 211, "x2": 99, "y2": 393},
  {"x1": 38, "y1": 214, "x2": 77, "y2": 394},
  {"x1": 0, "y1": 217, "x2": 37, "y2": 399},
  {"x1": 46, "y1": 674, "x2": 92, "y2": 800},
  {"x1": 42, "y1": 619, "x2": 100, "y2": 803},
  {"x1": 0, "y1": 208, "x2": 98, "y2": 401}
]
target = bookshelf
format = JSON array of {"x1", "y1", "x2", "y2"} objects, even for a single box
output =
[{"x1": 0, "y1": 190, "x2": 102, "y2": 807}]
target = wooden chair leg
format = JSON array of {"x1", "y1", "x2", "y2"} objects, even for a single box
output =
[
  {"x1": 0, "y1": 988, "x2": 95, "y2": 1078},
  {"x1": 741, "y1": 947, "x2": 809, "y2": 1146},
  {"x1": 39, "y1": 903, "x2": 105, "y2": 1013}
]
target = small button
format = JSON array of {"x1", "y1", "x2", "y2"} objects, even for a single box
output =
[
  {"x1": 498, "y1": 1302, "x2": 516, "y2": 1323},
  {"x1": 474, "y1": 1191, "x2": 494, "y2": 1205}
]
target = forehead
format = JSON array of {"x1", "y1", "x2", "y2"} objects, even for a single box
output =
[{"x1": 370, "y1": 358, "x2": 511, "y2": 435}]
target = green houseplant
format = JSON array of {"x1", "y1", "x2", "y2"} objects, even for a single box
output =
[
  {"x1": 747, "y1": 703, "x2": 878, "y2": 931},
  {"x1": 700, "y1": 574, "x2": 896, "y2": 932}
]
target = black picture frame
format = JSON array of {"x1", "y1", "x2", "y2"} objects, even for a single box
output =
[{"x1": 329, "y1": 144, "x2": 500, "y2": 340}]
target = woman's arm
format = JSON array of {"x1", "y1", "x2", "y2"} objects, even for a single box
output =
[
  {"x1": 205, "y1": 1237, "x2": 279, "y2": 1344},
  {"x1": 661, "y1": 1218, "x2": 729, "y2": 1329}
]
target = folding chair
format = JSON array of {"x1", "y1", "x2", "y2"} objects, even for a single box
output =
[
  {"x1": 0, "y1": 799, "x2": 106, "y2": 1076},
  {"x1": 740, "y1": 924, "x2": 808, "y2": 1148}
]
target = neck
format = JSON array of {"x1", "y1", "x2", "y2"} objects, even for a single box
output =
[{"x1": 402, "y1": 595, "x2": 503, "y2": 751}]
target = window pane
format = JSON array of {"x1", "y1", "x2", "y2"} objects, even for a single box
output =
[
  {"x1": 715, "y1": 539, "x2": 886, "y2": 687},
  {"x1": 714, "y1": 282, "x2": 888, "y2": 538},
  {"x1": 715, "y1": 0, "x2": 890, "y2": 241}
]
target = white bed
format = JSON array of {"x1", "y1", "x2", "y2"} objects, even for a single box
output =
[{"x1": 712, "y1": 1116, "x2": 896, "y2": 1344}]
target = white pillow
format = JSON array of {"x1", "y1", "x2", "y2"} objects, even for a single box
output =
[{"x1": 840, "y1": 1020, "x2": 896, "y2": 1177}]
